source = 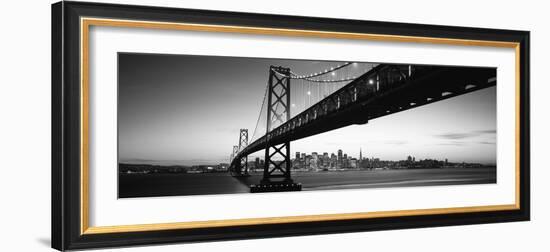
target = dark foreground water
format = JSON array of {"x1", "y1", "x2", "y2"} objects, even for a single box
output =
[{"x1": 119, "y1": 167, "x2": 496, "y2": 198}]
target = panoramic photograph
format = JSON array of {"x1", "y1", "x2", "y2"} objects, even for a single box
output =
[{"x1": 118, "y1": 53, "x2": 497, "y2": 198}]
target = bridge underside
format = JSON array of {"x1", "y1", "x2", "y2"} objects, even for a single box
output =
[{"x1": 271, "y1": 67, "x2": 495, "y2": 146}]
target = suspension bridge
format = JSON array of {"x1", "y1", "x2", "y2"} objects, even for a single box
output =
[{"x1": 227, "y1": 62, "x2": 496, "y2": 193}]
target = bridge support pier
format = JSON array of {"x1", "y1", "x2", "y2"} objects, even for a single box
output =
[{"x1": 251, "y1": 66, "x2": 301, "y2": 193}]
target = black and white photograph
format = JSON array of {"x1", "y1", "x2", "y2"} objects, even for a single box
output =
[{"x1": 118, "y1": 53, "x2": 497, "y2": 198}]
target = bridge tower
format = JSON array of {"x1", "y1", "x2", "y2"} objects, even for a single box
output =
[
  {"x1": 229, "y1": 145, "x2": 239, "y2": 175},
  {"x1": 238, "y1": 129, "x2": 249, "y2": 176},
  {"x1": 251, "y1": 66, "x2": 301, "y2": 192}
]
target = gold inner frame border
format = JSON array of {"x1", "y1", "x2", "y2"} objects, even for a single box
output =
[{"x1": 79, "y1": 17, "x2": 521, "y2": 235}]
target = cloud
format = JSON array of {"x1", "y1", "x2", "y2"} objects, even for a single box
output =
[
  {"x1": 435, "y1": 129, "x2": 496, "y2": 140},
  {"x1": 436, "y1": 141, "x2": 466, "y2": 146},
  {"x1": 436, "y1": 133, "x2": 477, "y2": 140},
  {"x1": 478, "y1": 141, "x2": 496, "y2": 145}
]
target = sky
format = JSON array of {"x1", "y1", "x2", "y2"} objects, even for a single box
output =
[{"x1": 118, "y1": 53, "x2": 496, "y2": 166}]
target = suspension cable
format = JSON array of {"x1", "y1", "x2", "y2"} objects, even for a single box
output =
[
  {"x1": 290, "y1": 62, "x2": 352, "y2": 79},
  {"x1": 250, "y1": 82, "x2": 269, "y2": 143}
]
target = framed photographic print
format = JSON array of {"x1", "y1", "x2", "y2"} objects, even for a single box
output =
[{"x1": 51, "y1": 1, "x2": 530, "y2": 250}]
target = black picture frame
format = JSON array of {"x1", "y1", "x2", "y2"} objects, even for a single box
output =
[{"x1": 52, "y1": 1, "x2": 530, "y2": 251}]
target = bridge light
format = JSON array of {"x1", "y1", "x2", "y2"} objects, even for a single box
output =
[
  {"x1": 307, "y1": 91, "x2": 311, "y2": 95},
  {"x1": 410, "y1": 102, "x2": 416, "y2": 106},
  {"x1": 332, "y1": 72, "x2": 336, "y2": 76},
  {"x1": 291, "y1": 103, "x2": 296, "y2": 107},
  {"x1": 353, "y1": 62, "x2": 358, "y2": 67},
  {"x1": 368, "y1": 79, "x2": 374, "y2": 85}
]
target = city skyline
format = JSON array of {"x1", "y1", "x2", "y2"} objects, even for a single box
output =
[
  {"x1": 118, "y1": 53, "x2": 496, "y2": 166},
  {"x1": 120, "y1": 147, "x2": 495, "y2": 167},
  {"x1": 119, "y1": 148, "x2": 491, "y2": 176}
]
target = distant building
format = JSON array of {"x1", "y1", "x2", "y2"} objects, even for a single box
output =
[
  {"x1": 312, "y1": 152, "x2": 319, "y2": 170},
  {"x1": 322, "y1": 152, "x2": 329, "y2": 168},
  {"x1": 305, "y1": 155, "x2": 312, "y2": 169},
  {"x1": 337, "y1": 149, "x2": 343, "y2": 168},
  {"x1": 350, "y1": 158, "x2": 357, "y2": 168},
  {"x1": 255, "y1": 157, "x2": 260, "y2": 171},
  {"x1": 218, "y1": 163, "x2": 229, "y2": 171}
]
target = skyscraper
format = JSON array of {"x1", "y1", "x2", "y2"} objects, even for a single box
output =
[
  {"x1": 311, "y1": 152, "x2": 319, "y2": 170},
  {"x1": 359, "y1": 148, "x2": 362, "y2": 161},
  {"x1": 337, "y1": 149, "x2": 343, "y2": 168},
  {"x1": 323, "y1": 152, "x2": 329, "y2": 168}
]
